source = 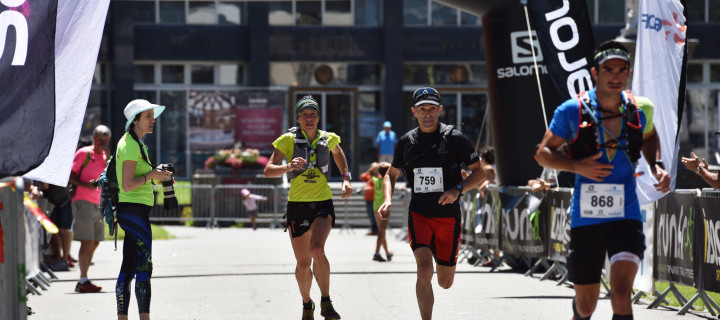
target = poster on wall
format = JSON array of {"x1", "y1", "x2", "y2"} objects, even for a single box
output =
[
  {"x1": 235, "y1": 91, "x2": 284, "y2": 153},
  {"x1": 188, "y1": 91, "x2": 237, "y2": 151}
]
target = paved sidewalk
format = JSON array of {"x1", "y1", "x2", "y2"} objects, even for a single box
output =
[{"x1": 28, "y1": 226, "x2": 713, "y2": 319}]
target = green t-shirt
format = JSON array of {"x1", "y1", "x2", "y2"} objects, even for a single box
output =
[
  {"x1": 372, "y1": 176, "x2": 384, "y2": 212},
  {"x1": 116, "y1": 132, "x2": 154, "y2": 206},
  {"x1": 272, "y1": 129, "x2": 341, "y2": 202}
]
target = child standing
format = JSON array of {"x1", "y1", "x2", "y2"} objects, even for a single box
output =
[
  {"x1": 372, "y1": 162, "x2": 393, "y2": 262},
  {"x1": 241, "y1": 189, "x2": 267, "y2": 230}
]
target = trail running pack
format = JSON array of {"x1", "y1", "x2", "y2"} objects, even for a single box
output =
[
  {"x1": 568, "y1": 90, "x2": 643, "y2": 164},
  {"x1": 97, "y1": 151, "x2": 119, "y2": 249},
  {"x1": 401, "y1": 123, "x2": 463, "y2": 189}
]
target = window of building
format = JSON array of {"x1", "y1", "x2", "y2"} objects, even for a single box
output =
[
  {"x1": 325, "y1": 0, "x2": 352, "y2": 26},
  {"x1": 162, "y1": 65, "x2": 185, "y2": 84},
  {"x1": 586, "y1": 0, "x2": 624, "y2": 24},
  {"x1": 188, "y1": 1, "x2": 216, "y2": 24},
  {"x1": 711, "y1": 64, "x2": 720, "y2": 82},
  {"x1": 404, "y1": 0, "x2": 480, "y2": 26},
  {"x1": 218, "y1": 64, "x2": 244, "y2": 85},
  {"x1": 132, "y1": 1, "x2": 156, "y2": 24},
  {"x1": 159, "y1": 90, "x2": 189, "y2": 177},
  {"x1": 192, "y1": 65, "x2": 215, "y2": 84},
  {"x1": 269, "y1": 1, "x2": 294, "y2": 25},
  {"x1": 135, "y1": 65, "x2": 155, "y2": 84},
  {"x1": 403, "y1": 63, "x2": 487, "y2": 86},
  {"x1": 431, "y1": 1, "x2": 456, "y2": 26},
  {"x1": 355, "y1": 0, "x2": 382, "y2": 26},
  {"x1": 296, "y1": 1, "x2": 322, "y2": 25},
  {"x1": 269, "y1": 0, "x2": 383, "y2": 26},
  {"x1": 159, "y1": 1, "x2": 186, "y2": 24},
  {"x1": 132, "y1": 1, "x2": 247, "y2": 25},
  {"x1": 270, "y1": 62, "x2": 381, "y2": 86},
  {"x1": 687, "y1": 63, "x2": 703, "y2": 83},
  {"x1": 218, "y1": 1, "x2": 245, "y2": 25}
]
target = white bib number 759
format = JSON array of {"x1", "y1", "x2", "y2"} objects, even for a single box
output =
[{"x1": 413, "y1": 167, "x2": 444, "y2": 193}]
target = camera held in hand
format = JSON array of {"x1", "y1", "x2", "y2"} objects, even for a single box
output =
[{"x1": 159, "y1": 163, "x2": 178, "y2": 210}]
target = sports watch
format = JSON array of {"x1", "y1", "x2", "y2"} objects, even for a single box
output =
[
  {"x1": 455, "y1": 183, "x2": 463, "y2": 196},
  {"x1": 342, "y1": 172, "x2": 352, "y2": 180}
]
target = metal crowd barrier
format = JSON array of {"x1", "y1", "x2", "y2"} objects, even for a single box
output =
[
  {"x1": 0, "y1": 178, "x2": 27, "y2": 320},
  {"x1": 212, "y1": 184, "x2": 279, "y2": 228}
]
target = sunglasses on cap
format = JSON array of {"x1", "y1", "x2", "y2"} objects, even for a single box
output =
[{"x1": 412, "y1": 87, "x2": 442, "y2": 107}]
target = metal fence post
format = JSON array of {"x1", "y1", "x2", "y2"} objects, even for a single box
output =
[
  {"x1": 0, "y1": 178, "x2": 27, "y2": 320},
  {"x1": 209, "y1": 185, "x2": 217, "y2": 229},
  {"x1": 270, "y1": 186, "x2": 279, "y2": 230}
]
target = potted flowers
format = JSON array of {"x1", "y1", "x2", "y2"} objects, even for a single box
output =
[{"x1": 204, "y1": 147, "x2": 269, "y2": 173}]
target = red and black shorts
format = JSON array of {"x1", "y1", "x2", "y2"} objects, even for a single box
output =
[
  {"x1": 408, "y1": 211, "x2": 462, "y2": 266},
  {"x1": 285, "y1": 199, "x2": 336, "y2": 238}
]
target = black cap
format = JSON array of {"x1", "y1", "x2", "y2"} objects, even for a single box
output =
[{"x1": 412, "y1": 87, "x2": 442, "y2": 107}]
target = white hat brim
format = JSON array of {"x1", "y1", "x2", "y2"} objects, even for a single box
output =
[
  {"x1": 125, "y1": 105, "x2": 166, "y2": 132},
  {"x1": 414, "y1": 100, "x2": 441, "y2": 107}
]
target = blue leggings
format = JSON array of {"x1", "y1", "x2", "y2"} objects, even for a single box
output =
[{"x1": 116, "y1": 203, "x2": 153, "y2": 315}]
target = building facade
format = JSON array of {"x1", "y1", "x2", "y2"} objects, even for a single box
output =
[{"x1": 84, "y1": 0, "x2": 720, "y2": 180}]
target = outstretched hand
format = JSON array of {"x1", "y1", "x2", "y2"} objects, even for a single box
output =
[{"x1": 575, "y1": 152, "x2": 613, "y2": 182}]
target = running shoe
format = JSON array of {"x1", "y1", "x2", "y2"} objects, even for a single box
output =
[
  {"x1": 75, "y1": 280, "x2": 102, "y2": 293},
  {"x1": 320, "y1": 300, "x2": 341, "y2": 320},
  {"x1": 48, "y1": 259, "x2": 69, "y2": 271},
  {"x1": 372, "y1": 253, "x2": 386, "y2": 262},
  {"x1": 386, "y1": 252, "x2": 393, "y2": 262},
  {"x1": 301, "y1": 299, "x2": 314, "y2": 320},
  {"x1": 66, "y1": 258, "x2": 75, "y2": 268}
]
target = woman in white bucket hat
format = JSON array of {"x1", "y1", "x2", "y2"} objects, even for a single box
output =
[{"x1": 114, "y1": 99, "x2": 171, "y2": 320}]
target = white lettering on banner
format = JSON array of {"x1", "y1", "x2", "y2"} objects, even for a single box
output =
[
  {"x1": 510, "y1": 30, "x2": 544, "y2": 64},
  {"x1": 504, "y1": 207, "x2": 532, "y2": 241},
  {"x1": 482, "y1": 201, "x2": 496, "y2": 235},
  {"x1": 542, "y1": 0, "x2": 592, "y2": 97},
  {"x1": 657, "y1": 209, "x2": 687, "y2": 260},
  {"x1": 0, "y1": 0, "x2": 28, "y2": 66},
  {"x1": 496, "y1": 64, "x2": 548, "y2": 79},
  {"x1": 704, "y1": 216, "x2": 720, "y2": 266},
  {"x1": 550, "y1": 201, "x2": 567, "y2": 242}
]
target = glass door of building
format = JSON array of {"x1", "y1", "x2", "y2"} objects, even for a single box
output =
[{"x1": 289, "y1": 89, "x2": 357, "y2": 178}]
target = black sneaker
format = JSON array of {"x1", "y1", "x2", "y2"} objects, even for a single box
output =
[
  {"x1": 302, "y1": 299, "x2": 314, "y2": 320},
  {"x1": 320, "y1": 300, "x2": 341, "y2": 320}
]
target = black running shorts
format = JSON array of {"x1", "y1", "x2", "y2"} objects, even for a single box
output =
[
  {"x1": 567, "y1": 219, "x2": 645, "y2": 285},
  {"x1": 286, "y1": 199, "x2": 336, "y2": 238}
]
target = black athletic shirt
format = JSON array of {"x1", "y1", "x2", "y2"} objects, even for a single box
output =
[{"x1": 392, "y1": 124, "x2": 480, "y2": 218}]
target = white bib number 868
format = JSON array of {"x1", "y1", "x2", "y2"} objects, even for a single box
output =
[
  {"x1": 580, "y1": 183, "x2": 624, "y2": 218},
  {"x1": 590, "y1": 195, "x2": 614, "y2": 208}
]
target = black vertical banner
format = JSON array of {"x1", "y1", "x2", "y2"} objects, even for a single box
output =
[
  {"x1": 654, "y1": 193, "x2": 696, "y2": 286},
  {"x1": 546, "y1": 189, "x2": 572, "y2": 263},
  {"x1": 482, "y1": 2, "x2": 550, "y2": 186},
  {"x1": 0, "y1": 1, "x2": 58, "y2": 176},
  {"x1": 527, "y1": 0, "x2": 595, "y2": 105},
  {"x1": 696, "y1": 197, "x2": 720, "y2": 293}
]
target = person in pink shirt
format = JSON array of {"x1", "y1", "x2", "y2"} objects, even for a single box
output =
[{"x1": 69, "y1": 125, "x2": 111, "y2": 293}]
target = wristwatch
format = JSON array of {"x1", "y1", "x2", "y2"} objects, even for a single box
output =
[
  {"x1": 455, "y1": 183, "x2": 463, "y2": 196},
  {"x1": 342, "y1": 172, "x2": 352, "y2": 180},
  {"x1": 696, "y1": 166, "x2": 702, "y2": 174},
  {"x1": 654, "y1": 160, "x2": 665, "y2": 170}
]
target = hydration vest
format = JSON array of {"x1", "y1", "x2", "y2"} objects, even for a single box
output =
[
  {"x1": 402, "y1": 123, "x2": 463, "y2": 189},
  {"x1": 286, "y1": 127, "x2": 332, "y2": 181},
  {"x1": 568, "y1": 90, "x2": 643, "y2": 164}
]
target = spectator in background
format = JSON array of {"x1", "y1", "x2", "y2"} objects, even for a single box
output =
[
  {"x1": 43, "y1": 183, "x2": 73, "y2": 271},
  {"x1": 682, "y1": 152, "x2": 720, "y2": 188},
  {"x1": 376, "y1": 121, "x2": 397, "y2": 163},
  {"x1": 477, "y1": 147, "x2": 497, "y2": 196},
  {"x1": 372, "y1": 162, "x2": 393, "y2": 262},
  {"x1": 69, "y1": 125, "x2": 111, "y2": 293},
  {"x1": 360, "y1": 162, "x2": 379, "y2": 236},
  {"x1": 241, "y1": 188, "x2": 267, "y2": 230},
  {"x1": 116, "y1": 99, "x2": 172, "y2": 320}
]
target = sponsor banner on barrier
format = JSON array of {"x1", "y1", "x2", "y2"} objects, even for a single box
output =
[
  {"x1": 697, "y1": 197, "x2": 720, "y2": 293},
  {"x1": 501, "y1": 192, "x2": 546, "y2": 258},
  {"x1": 654, "y1": 193, "x2": 695, "y2": 286},
  {"x1": 476, "y1": 188, "x2": 501, "y2": 250},
  {"x1": 546, "y1": 189, "x2": 572, "y2": 263}
]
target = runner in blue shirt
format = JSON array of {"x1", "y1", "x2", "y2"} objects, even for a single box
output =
[{"x1": 536, "y1": 41, "x2": 670, "y2": 320}]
